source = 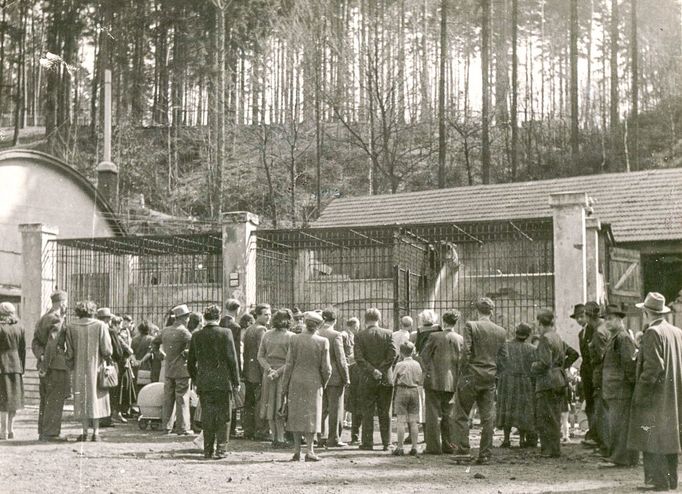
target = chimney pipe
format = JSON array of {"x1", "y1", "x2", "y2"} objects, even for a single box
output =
[{"x1": 97, "y1": 69, "x2": 119, "y2": 211}]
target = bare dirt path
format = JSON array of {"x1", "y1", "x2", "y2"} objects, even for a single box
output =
[{"x1": 0, "y1": 409, "x2": 647, "y2": 493}]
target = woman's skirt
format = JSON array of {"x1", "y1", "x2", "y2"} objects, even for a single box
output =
[
  {"x1": 260, "y1": 368, "x2": 285, "y2": 421},
  {"x1": 0, "y1": 373, "x2": 24, "y2": 412}
]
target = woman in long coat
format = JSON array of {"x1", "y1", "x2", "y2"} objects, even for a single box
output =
[
  {"x1": 258, "y1": 309, "x2": 294, "y2": 447},
  {"x1": 65, "y1": 301, "x2": 113, "y2": 441},
  {"x1": 0, "y1": 302, "x2": 25, "y2": 440},
  {"x1": 282, "y1": 312, "x2": 331, "y2": 462},
  {"x1": 496, "y1": 323, "x2": 536, "y2": 448}
]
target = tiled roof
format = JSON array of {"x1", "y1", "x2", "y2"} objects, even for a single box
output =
[{"x1": 314, "y1": 168, "x2": 682, "y2": 243}]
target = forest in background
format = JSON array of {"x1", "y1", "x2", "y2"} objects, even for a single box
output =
[{"x1": 0, "y1": 0, "x2": 681, "y2": 228}]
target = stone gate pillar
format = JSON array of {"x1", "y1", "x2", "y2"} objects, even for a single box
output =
[
  {"x1": 222, "y1": 212, "x2": 259, "y2": 312},
  {"x1": 549, "y1": 192, "x2": 590, "y2": 353},
  {"x1": 585, "y1": 217, "x2": 605, "y2": 304},
  {"x1": 19, "y1": 223, "x2": 58, "y2": 364}
]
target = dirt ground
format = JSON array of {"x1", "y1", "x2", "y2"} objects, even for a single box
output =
[{"x1": 0, "y1": 408, "x2": 649, "y2": 494}]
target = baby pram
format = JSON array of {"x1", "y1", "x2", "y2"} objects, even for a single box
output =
[{"x1": 137, "y1": 381, "x2": 199, "y2": 431}]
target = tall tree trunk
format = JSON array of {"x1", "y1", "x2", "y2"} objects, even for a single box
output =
[
  {"x1": 437, "y1": 0, "x2": 447, "y2": 188},
  {"x1": 214, "y1": 2, "x2": 225, "y2": 218},
  {"x1": 570, "y1": 0, "x2": 580, "y2": 162},
  {"x1": 420, "y1": 0, "x2": 431, "y2": 121},
  {"x1": 0, "y1": 0, "x2": 7, "y2": 123},
  {"x1": 494, "y1": 0, "x2": 509, "y2": 126},
  {"x1": 629, "y1": 0, "x2": 638, "y2": 170},
  {"x1": 610, "y1": 0, "x2": 620, "y2": 169},
  {"x1": 481, "y1": 0, "x2": 492, "y2": 184},
  {"x1": 510, "y1": 0, "x2": 518, "y2": 181},
  {"x1": 585, "y1": 0, "x2": 594, "y2": 128},
  {"x1": 12, "y1": 0, "x2": 27, "y2": 146}
]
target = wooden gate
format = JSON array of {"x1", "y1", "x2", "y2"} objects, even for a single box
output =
[{"x1": 608, "y1": 246, "x2": 643, "y2": 330}]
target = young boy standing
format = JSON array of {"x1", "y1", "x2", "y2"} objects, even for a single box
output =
[{"x1": 392, "y1": 341, "x2": 422, "y2": 457}]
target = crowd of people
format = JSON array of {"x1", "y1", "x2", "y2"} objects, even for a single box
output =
[{"x1": 0, "y1": 290, "x2": 682, "y2": 491}]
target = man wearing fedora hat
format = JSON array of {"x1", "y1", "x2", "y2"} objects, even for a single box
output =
[
  {"x1": 628, "y1": 292, "x2": 682, "y2": 491},
  {"x1": 587, "y1": 303, "x2": 611, "y2": 457},
  {"x1": 154, "y1": 304, "x2": 193, "y2": 435},
  {"x1": 599, "y1": 303, "x2": 639, "y2": 468},
  {"x1": 32, "y1": 290, "x2": 69, "y2": 441}
]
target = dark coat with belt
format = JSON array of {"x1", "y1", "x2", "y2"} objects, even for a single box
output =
[
  {"x1": 601, "y1": 327, "x2": 637, "y2": 401},
  {"x1": 355, "y1": 324, "x2": 396, "y2": 387},
  {"x1": 628, "y1": 319, "x2": 682, "y2": 454},
  {"x1": 187, "y1": 321, "x2": 240, "y2": 394},
  {"x1": 0, "y1": 319, "x2": 26, "y2": 374},
  {"x1": 531, "y1": 330, "x2": 567, "y2": 393},
  {"x1": 420, "y1": 329, "x2": 464, "y2": 392},
  {"x1": 318, "y1": 323, "x2": 350, "y2": 386},
  {"x1": 589, "y1": 321, "x2": 610, "y2": 389},
  {"x1": 460, "y1": 317, "x2": 507, "y2": 389},
  {"x1": 219, "y1": 314, "x2": 242, "y2": 372}
]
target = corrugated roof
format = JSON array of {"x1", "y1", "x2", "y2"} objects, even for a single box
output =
[{"x1": 313, "y1": 168, "x2": 682, "y2": 243}]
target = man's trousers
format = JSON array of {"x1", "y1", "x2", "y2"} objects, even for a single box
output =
[
  {"x1": 163, "y1": 376, "x2": 190, "y2": 433},
  {"x1": 424, "y1": 389, "x2": 455, "y2": 454},
  {"x1": 453, "y1": 383, "x2": 496, "y2": 459},
  {"x1": 243, "y1": 381, "x2": 266, "y2": 439},
  {"x1": 605, "y1": 398, "x2": 638, "y2": 466},
  {"x1": 200, "y1": 391, "x2": 231, "y2": 456},
  {"x1": 38, "y1": 370, "x2": 67, "y2": 439},
  {"x1": 360, "y1": 384, "x2": 392, "y2": 448},
  {"x1": 322, "y1": 385, "x2": 345, "y2": 444},
  {"x1": 643, "y1": 452, "x2": 678, "y2": 490},
  {"x1": 535, "y1": 389, "x2": 563, "y2": 457}
]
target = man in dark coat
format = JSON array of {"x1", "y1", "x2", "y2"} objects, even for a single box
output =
[
  {"x1": 355, "y1": 308, "x2": 396, "y2": 451},
  {"x1": 419, "y1": 310, "x2": 464, "y2": 454},
  {"x1": 600, "y1": 303, "x2": 638, "y2": 467},
  {"x1": 587, "y1": 302, "x2": 611, "y2": 455},
  {"x1": 187, "y1": 305, "x2": 240, "y2": 459},
  {"x1": 531, "y1": 309, "x2": 568, "y2": 458},
  {"x1": 32, "y1": 290, "x2": 68, "y2": 442},
  {"x1": 577, "y1": 301, "x2": 600, "y2": 447},
  {"x1": 452, "y1": 297, "x2": 507, "y2": 464},
  {"x1": 241, "y1": 303, "x2": 270, "y2": 440},
  {"x1": 318, "y1": 308, "x2": 350, "y2": 447},
  {"x1": 219, "y1": 298, "x2": 242, "y2": 438},
  {"x1": 628, "y1": 292, "x2": 682, "y2": 491}
]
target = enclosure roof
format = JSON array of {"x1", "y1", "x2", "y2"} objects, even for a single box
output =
[
  {"x1": 313, "y1": 168, "x2": 682, "y2": 243},
  {"x1": 56, "y1": 232, "x2": 223, "y2": 255},
  {"x1": 0, "y1": 149, "x2": 126, "y2": 235}
]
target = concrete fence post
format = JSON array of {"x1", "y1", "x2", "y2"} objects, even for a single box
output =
[
  {"x1": 222, "y1": 212, "x2": 259, "y2": 312},
  {"x1": 19, "y1": 223, "x2": 58, "y2": 367},
  {"x1": 549, "y1": 192, "x2": 590, "y2": 352}
]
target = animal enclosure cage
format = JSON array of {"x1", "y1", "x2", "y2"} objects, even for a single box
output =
[
  {"x1": 254, "y1": 219, "x2": 554, "y2": 333},
  {"x1": 46, "y1": 233, "x2": 223, "y2": 327}
]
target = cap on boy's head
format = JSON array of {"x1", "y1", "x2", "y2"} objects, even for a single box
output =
[
  {"x1": 96, "y1": 307, "x2": 113, "y2": 319},
  {"x1": 537, "y1": 308, "x2": 555, "y2": 326},
  {"x1": 172, "y1": 304, "x2": 191, "y2": 318},
  {"x1": 51, "y1": 290, "x2": 67, "y2": 303},
  {"x1": 399, "y1": 341, "x2": 415, "y2": 357}
]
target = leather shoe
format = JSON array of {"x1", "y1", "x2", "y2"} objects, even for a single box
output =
[
  {"x1": 305, "y1": 453, "x2": 321, "y2": 462},
  {"x1": 328, "y1": 441, "x2": 348, "y2": 448},
  {"x1": 290, "y1": 452, "x2": 301, "y2": 462}
]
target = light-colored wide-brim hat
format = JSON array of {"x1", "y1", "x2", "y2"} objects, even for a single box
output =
[
  {"x1": 635, "y1": 292, "x2": 671, "y2": 314},
  {"x1": 172, "y1": 304, "x2": 191, "y2": 318},
  {"x1": 303, "y1": 311, "x2": 323, "y2": 324}
]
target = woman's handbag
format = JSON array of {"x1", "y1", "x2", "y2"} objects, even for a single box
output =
[{"x1": 98, "y1": 361, "x2": 119, "y2": 389}]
